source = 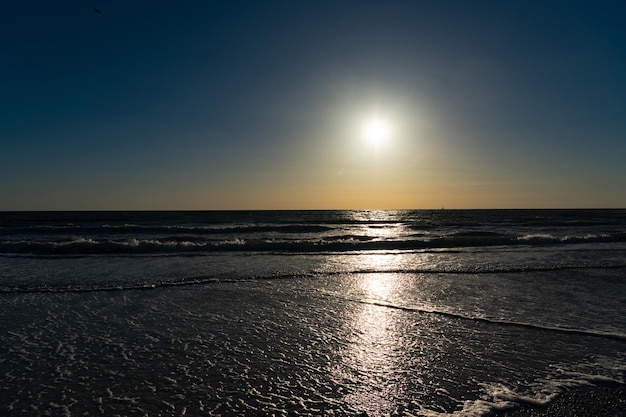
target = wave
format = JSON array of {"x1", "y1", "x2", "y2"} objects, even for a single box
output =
[
  {"x1": 3, "y1": 261, "x2": 626, "y2": 292},
  {"x1": 0, "y1": 270, "x2": 330, "y2": 294},
  {"x1": 344, "y1": 298, "x2": 626, "y2": 343},
  {"x1": 12, "y1": 274, "x2": 622, "y2": 344},
  {"x1": 321, "y1": 264, "x2": 626, "y2": 276},
  {"x1": 0, "y1": 223, "x2": 335, "y2": 236},
  {"x1": 2, "y1": 230, "x2": 625, "y2": 255},
  {"x1": 0, "y1": 275, "x2": 228, "y2": 294}
]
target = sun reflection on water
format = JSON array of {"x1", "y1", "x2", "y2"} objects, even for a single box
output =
[
  {"x1": 318, "y1": 211, "x2": 457, "y2": 414},
  {"x1": 323, "y1": 212, "x2": 434, "y2": 414},
  {"x1": 331, "y1": 252, "x2": 414, "y2": 415},
  {"x1": 341, "y1": 273, "x2": 406, "y2": 414},
  {"x1": 361, "y1": 272, "x2": 395, "y2": 301}
]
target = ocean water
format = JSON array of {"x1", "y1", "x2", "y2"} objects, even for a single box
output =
[{"x1": 1, "y1": 209, "x2": 625, "y2": 416}]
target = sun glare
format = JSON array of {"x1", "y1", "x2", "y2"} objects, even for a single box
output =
[{"x1": 363, "y1": 117, "x2": 391, "y2": 147}]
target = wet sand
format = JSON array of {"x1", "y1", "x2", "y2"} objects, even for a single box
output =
[{"x1": 491, "y1": 382, "x2": 626, "y2": 417}]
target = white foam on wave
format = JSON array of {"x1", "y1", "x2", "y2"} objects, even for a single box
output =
[
  {"x1": 416, "y1": 382, "x2": 560, "y2": 417},
  {"x1": 424, "y1": 356, "x2": 626, "y2": 417},
  {"x1": 551, "y1": 354, "x2": 626, "y2": 385},
  {"x1": 516, "y1": 232, "x2": 615, "y2": 244},
  {"x1": 417, "y1": 399, "x2": 512, "y2": 417}
]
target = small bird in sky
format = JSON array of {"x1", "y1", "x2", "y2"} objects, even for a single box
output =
[{"x1": 95, "y1": 8, "x2": 102, "y2": 13}]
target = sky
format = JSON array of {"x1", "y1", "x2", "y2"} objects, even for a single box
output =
[{"x1": 2, "y1": 0, "x2": 625, "y2": 210}]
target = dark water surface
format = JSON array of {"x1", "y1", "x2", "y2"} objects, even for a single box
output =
[{"x1": 1, "y1": 210, "x2": 625, "y2": 415}]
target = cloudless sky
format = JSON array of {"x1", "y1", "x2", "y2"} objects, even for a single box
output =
[{"x1": 2, "y1": 0, "x2": 625, "y2": 210}]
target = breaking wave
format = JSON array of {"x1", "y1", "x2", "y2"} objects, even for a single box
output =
[{"x1": 2, "y1": 231, "x2": 625, "y2": 255}]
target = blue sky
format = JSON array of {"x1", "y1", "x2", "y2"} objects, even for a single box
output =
[{"x1": 2, "y1": 0, "x2": 625, "y2": 209}]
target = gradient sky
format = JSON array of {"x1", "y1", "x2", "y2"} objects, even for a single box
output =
[{"x1": 2, "y1": 0, "x2": 625, "y2": 210}]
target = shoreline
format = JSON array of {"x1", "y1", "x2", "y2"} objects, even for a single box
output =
[{"x1": 490, "y1": 382, "x2": 626, "y2": 417}]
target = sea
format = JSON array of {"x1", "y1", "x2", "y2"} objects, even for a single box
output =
[{"x1": 1, "y1": 209, "x2": 625, "y2": 416}]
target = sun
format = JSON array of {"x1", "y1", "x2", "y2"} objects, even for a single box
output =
[{"x1": 363, "y1": 117, "x2": 391, "y2": 147}]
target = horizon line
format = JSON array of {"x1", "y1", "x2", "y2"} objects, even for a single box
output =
[{"x1": 2, "y1": 207, "x2": 625, "y2": 213}]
